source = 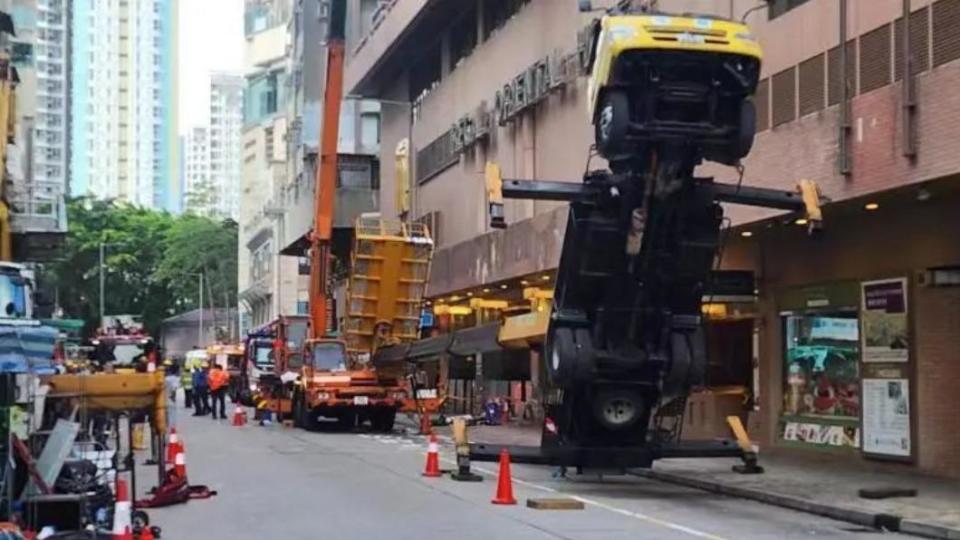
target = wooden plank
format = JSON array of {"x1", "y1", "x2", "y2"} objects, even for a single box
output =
[{"x1": 526, "y1": 498, "x2": 585, "y2": 510}]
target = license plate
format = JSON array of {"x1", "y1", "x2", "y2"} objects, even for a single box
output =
[
  {"x1": 353, "y1": 396, "x2": 369, "y2": 406},
  {"x1": 677, "y1": 33, "x2": 706, "y2": 44},
  {"x1": 416, "y1": 389, "x2": 438, "y2": 399}
]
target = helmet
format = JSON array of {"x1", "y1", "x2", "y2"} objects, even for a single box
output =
[
  {"x1": 201, "y1": 361, "x2": 209, "y2": 368},
  {"x1": 163, "y1": 359, "x2": 174, "y2": 366}
]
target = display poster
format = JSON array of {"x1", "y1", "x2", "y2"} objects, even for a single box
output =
[
  {"x1": 861, "y1": 279, "x2": 909, "y2": 363},
  {"x1": 783, "y1": 315, "x2": 860, "y2": 419},
  {"x1": 862, "y1": 378, "x2": 911, "y2": 457}
]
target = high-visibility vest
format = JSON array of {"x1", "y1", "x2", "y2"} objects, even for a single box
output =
[{"x1": 208, "y1": 369, "x2": 230, "y2": 391}]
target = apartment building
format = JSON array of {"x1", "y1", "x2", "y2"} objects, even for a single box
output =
[
  {"x1": 69, "y1": 0, "x2": 180, "y2": 211},
  {"x1": 209, "y1": 73, "x2": 244, "y2": 219},
  {"x1": 345, "y1": 0, "x2": 960, "y2": 478}
]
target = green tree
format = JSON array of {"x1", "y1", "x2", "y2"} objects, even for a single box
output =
[{"x1": 43, "y1": 198, "x2": 238, "y2": 337}]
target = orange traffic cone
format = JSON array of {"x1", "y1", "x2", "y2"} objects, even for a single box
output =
[
  {"x1": 112, "y1": 478, "x2": 133, "y2": 540},
  {"x1": 422, "y1": 433, "x2": 442, "y2": 478},
  {"x1": 166, "y1": 428, "x2": 181, "y2": 463},
  {"x1": 491, "y1": 448, "x2": 517, "y2": 505},
  {"x1": 174, "y1": 447, "x2": 187, "y2": 480},
  {"x1": 140, "y1": 525, "x2": 155, "y2": 540},
  {"x1": 232, "y1": 405, "x2": 247, "y2": 426}
]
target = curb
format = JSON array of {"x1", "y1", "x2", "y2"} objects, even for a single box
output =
[
  {"x1": 628, "y1": 469, "x2": 958, "y2": 539},
  {"x1": 900, "y1": 520, "x2": 960, "y2": 540}
]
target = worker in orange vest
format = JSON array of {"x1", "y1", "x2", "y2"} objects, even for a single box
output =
[{"x1": 207, "y1": 363, "x2": 231, "y2": 420}]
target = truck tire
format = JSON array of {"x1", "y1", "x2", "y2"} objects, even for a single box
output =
[
  {"x1": 292, "y1": 393, "x2": 302, "y2": 428},
  {"x1": 337, "y1": 410, "x2": 357, "y2": 431},
  {"x1": 372, "y1": 410, "x2": 396, "y2": 433},
  {"x1": 734, "y1": 97, "x2": 757, "y2": 160},
  {"x1": 663, "y1": 328, "x2": 707, "y2": 397},
  {"x1": 592, "y1": 388, "x2": 644, "y2": 431},
  {"x1": 546, "y1": 327, "x2": 577, "y2": 387},
  {"x1": 595, "y1": 90, "x2": 630, "y2": 158}
]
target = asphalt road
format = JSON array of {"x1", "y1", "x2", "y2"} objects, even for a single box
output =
[{"x1": 141, "y1": 408, "x2": 907, "y2": 540}]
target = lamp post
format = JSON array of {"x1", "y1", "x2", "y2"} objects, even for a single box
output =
[
  {"x1": 98, "y1": 242, "x2": 121, "y2": 330},
  {"x1": 345, "y1": 95, "x2": 415, "y2": 217}
]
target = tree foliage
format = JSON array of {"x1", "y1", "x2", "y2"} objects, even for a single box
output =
[{"x1": 43, "y1": 198, "x2": 238, "y2": 337}]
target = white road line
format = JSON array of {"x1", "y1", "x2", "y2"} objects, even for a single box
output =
[{"x1": 440, "y1": 458, "x2": 729, "y2": 540}]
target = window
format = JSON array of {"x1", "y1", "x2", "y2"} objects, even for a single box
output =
[
  {"x1": 450, "y1": 4, "x2": 478, "y2": 71},
  {"x1": 360, "y1": 112, "x2": 380, "y2": 147},
  {"x1": 296, "y1": 300, "x2": 309, "y2": 315},
  {"x1": 768, "y1": 0, "x2": 812, "y2": 20}
]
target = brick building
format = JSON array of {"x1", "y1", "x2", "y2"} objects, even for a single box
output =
[{"x1": 345, "y1": 0, "x2": 960, "y2": 478}]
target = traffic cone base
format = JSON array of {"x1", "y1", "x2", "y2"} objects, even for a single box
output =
[
  {"x1": 232, "y1": 406, "x2": 247, "y2": 426},
  {"x1": 422, "y1": 433, "x2": 442, "y2": 478},
  {"x1": 112, "y1": 479, "x2": 133, "y2": 540},
  {"x1": 491, "y1": 448, "x2": 517, "y2": 505}
]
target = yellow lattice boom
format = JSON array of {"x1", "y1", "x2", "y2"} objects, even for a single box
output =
[{"x1": 343, "y1": 216, "x2": 434, "y2": 357}]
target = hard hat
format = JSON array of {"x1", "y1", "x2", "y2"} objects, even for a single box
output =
[
  {"x1": 163, "y1": 359, "x2": 174, "y2": 366},
  {"x1": 201, "y1": 361, "x2": 209, "y2": 367}
]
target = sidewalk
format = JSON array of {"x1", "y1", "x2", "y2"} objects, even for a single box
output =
[
  {"x1": 415, "y1": 418, "x2": 959, "y2": 539},
  {"x1": 632, "y1": 452, "x2": 960, "y2": 539}
]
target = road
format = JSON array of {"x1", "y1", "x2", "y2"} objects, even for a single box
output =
[{"x1": 143, "y1": 408, "x2": 906, "y2": 540}]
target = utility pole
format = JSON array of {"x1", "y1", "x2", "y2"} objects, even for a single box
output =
[{"x1": 198, "y1": 272, "x2": 204, "y2": 347}]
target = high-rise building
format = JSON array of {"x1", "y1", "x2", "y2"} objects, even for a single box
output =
[
  {"x1": 69, "y1": 0, "x2": 179, "y2": 211},
  {"x1": 183, "y1": 126, "x2": 211, "y2": 214},
  {"x1": 32, "y1": 0, "x2": 69, "y2": 195},
  {"x1": 209, "y1": 73, "x2": 243, "y2": 219}
]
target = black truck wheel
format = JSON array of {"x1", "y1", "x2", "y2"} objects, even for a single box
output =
[
  {"x1": 371, "y1": 409, "x2": 396, "y2": 433},
  {"x1": 595, "y1": 90, "x2": 630, "y2": 158},
  {"x1": 547, "y1": 327, "x2": 596, "y2": 387},
  {"x1": 592, "y1": 388, "x2": 644, "y2": 431}
]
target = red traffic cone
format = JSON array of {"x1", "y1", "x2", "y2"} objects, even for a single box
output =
[
  {"x1": 422, "y1": 433, "x2": 442, "y2": 477},
  {"x1": 112, "y1": 478, "x2": 133, "y2": 540},
  {"x1": 232, "y1": 405, "x2": 247, "y2": 426},
  {"x1": 166, "y1": 428, "x2": 181, "y2": 463},
  {"x1": 174, "y1": 447, "x2": 187, "y2": 480},
  {"x1": 491, "y1": 448, "x2": 517, "y2": 505},
  {"x1": 140, "y1": 525, "x2": 155, "y2": 540}
]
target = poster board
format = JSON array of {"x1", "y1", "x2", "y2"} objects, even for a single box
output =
[
  {"x1": 860, "y1": 278, "x2": 909, "y2": 363},
  {"x1": 861, "y1": 378, "x2": 911, "y2": 457}
]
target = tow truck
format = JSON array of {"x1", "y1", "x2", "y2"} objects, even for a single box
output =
[{"x1": 384, "y1": 2, "x2": 823, "y2": 471}]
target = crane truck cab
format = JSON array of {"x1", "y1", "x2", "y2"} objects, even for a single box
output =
[
  {"x1": 581, "y1": 2, "x2": 761, "y2": 167},
  {"x1": 291, "y1": 338, "x2": 405, "y2": 432}
]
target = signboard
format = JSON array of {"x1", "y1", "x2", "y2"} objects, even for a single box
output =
[
  {"x1": 862, "y1": 378, "x2": 911, "y2": 457},
  {"x1": 860, "y1": 278, "x2": 909, "y2": 363},
  {"x1": 782, "y1": 421, "x2": 859, "y2": 449}
]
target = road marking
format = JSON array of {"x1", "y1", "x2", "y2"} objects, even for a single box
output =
[{"x1": 440, "y1": 458, "x2": 729, "y2": 540}]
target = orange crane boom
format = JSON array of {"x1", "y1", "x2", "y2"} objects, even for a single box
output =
[{"x1": 309, "y1": 0, "x2": 347, "y2": 340}]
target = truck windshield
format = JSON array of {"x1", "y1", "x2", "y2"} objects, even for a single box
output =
[
  {"x1": 0, "y1": 273, "x2": 27, "y2": 318},
  {"x1": 112, "y1": 344, "x2": 145, "y2": 364},
  {"x1": 311, "y1": 343, "x2": 346, "y2": 371},
  {"x1": 287, "y1": 321, "x2": 308, "y2": 349},
  {"x1": 254, "y1": 345, "x2": 272, "y2": 367}
]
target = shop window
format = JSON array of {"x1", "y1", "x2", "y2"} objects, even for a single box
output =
[{"x1": 782, "y1": 311, "x2": 860, "y2": 446}]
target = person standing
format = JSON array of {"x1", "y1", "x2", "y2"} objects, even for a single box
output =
[
  {"x1": 163, "y1": 360, "x2": 181, "y2": 429},
  {"x1": 192, "y1": 362, "x2": 210, "y2": 416},
  {"x1": 208, "y1": 364, "x2": 230, "y2": 420}
]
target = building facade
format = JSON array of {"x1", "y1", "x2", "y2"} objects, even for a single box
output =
[
  {"x1": 69, "y1": 0, "x2": 179, "y2": 211},
  {"x1": 183, "y1": 126, "x2": 211, "y2": 213},
  {"x1": 237, "y1": 0, "x2": 380, "y2": 333},
  {"x1": 209, "y1": 73, "x2": 244, "y2": 219},
  {"x1": 33, "y1": 0, "x2": 69, "y2": 197},
  {"x1": 346, "y1": 0, "x2": 960, "y2": 479}
]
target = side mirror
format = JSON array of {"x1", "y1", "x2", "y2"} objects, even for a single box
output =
[{"x1": 578, "y1": 0, "x2": 593, "y2": 12}]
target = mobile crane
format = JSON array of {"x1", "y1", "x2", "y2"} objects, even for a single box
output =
[
  {"x1": 466, "y1": 3, "x2": 823, "y2": 469},
  {"x1": 273, "y1": 0, "x2": 434, "y2": 432}
]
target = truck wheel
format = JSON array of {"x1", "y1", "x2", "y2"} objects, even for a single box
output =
[
  {"x1": 573, "y1": 328, "x2": 596, "y2": 381},
  {"x1": 372, "y1": 410, "x2": 396, "y2": 433},
  {"x1": 595, "y1": 90, "x2": 629, "y2": 158},
  {"x1": 592, "y1": 388, "x2": 644, "y2": 431},
  {"x1": 303, "y1": 405, "x2": 319, "y2": 431},
  {"x1": 292, "y1": 392, "x2": 304, "y2": 428},
  {"x1": 546, "y1": 327, "x2": 577, "y2": 387},
  {"x1": 664, "y1": 328, "x2": 707, "y2": 397},
  {"x1": 734, "y1": 97, "x2": 757, "y2": 160},
  {"x1": 337, "y1": 411, "x2": 357, "y2": 431}
]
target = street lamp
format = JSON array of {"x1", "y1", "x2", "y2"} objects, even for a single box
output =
[
  {"x1": 99, "y1": 241, "x2": 122, "y2": 330},
  {"x1": 345, "y1": 95, "x2": 416, "y2": 217}
]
